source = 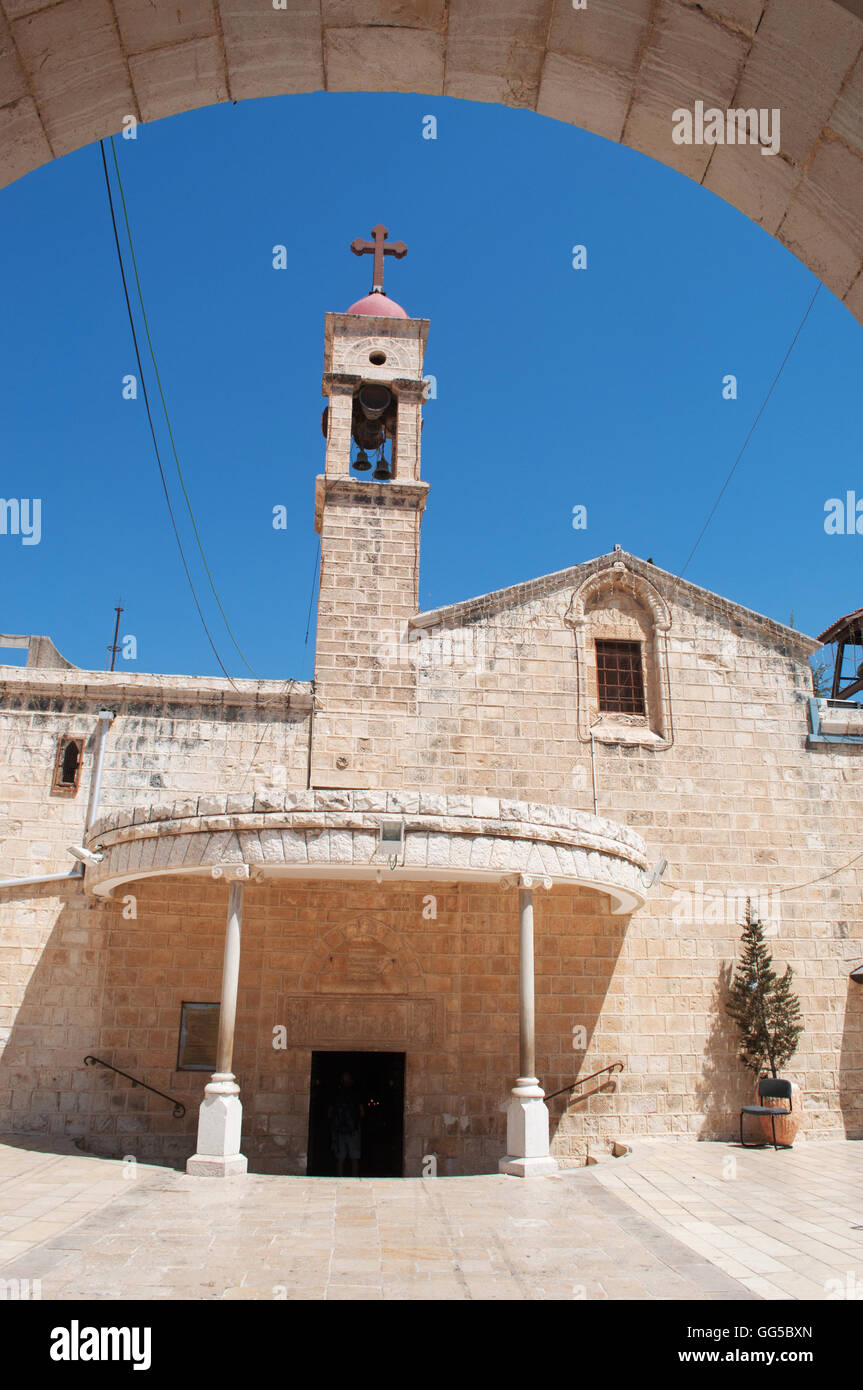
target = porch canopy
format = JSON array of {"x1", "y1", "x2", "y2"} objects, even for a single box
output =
[
  {"x1": 83, "y1": 789, "x2": 649, "y2": 914},
  {"x1": 82, "y1": 790, "x2": 649, "y2": 1177}
]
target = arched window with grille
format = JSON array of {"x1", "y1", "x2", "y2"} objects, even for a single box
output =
[{"x1": 565, "y1": 557, "x2": 673, "y2": 748}]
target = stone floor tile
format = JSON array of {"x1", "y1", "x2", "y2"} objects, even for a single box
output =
[
  {"x1": 325, "y1": 1285, "x2": 384, "y2": 1300},
  {"x1": 0, "y1": 1136, "x2": 860, "y2": 1301},
  {"x1": 738, "y1": 1275, "x2": 795, "y2": 1299}
]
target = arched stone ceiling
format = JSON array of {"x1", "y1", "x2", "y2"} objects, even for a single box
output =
[{"x1": 2, "y1": 0, "x2": 863, "y2": 322}]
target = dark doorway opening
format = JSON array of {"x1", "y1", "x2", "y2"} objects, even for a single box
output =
[{"x1": 307, "y1": 1050, "x2": 405, "y2": 1177}]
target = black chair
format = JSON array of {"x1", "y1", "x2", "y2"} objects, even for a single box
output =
[{"x1": 739, "y1": 1078, "x2": 793, "y2": 1150}]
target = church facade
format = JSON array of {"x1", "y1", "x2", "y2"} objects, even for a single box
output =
[{"x1": 1, "y1": 244, "x2": 861, "y2": 1177}]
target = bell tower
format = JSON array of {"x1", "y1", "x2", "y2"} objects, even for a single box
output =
[{"x1": 311, "y1": 226, "x2": 430, "y2": 789}]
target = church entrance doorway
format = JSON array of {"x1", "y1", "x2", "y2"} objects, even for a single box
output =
[{"x1": 307, "y1": 1050, "x2": 405, "y2": 1177}]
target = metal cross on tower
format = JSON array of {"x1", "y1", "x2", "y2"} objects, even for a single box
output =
[{"x1": 350, "y1": 224, "x2": 407, "y2": 293}]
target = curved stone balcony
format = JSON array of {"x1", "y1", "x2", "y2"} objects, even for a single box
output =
[{"x1": 84, "y1": 790, "x2": 650, "y2": 914}]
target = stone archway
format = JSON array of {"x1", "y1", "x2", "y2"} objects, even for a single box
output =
[{"x1": 1, "y1": 1, "x2": 863, "y2": 321}]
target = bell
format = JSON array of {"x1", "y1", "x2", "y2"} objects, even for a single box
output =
[
  {"x1": 357, "y1": 383, "x2": 392, "y2": 420},
  {"x1": 353, "y1": 449, "x2": 372, "y2": 472},
  {"x1": 372, "y1": 453, "x2": 392, "y2": 482}
]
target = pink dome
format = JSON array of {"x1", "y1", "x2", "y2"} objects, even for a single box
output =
[{"x1": 346, "y1": 291, "x2": 408, "y2": 318}]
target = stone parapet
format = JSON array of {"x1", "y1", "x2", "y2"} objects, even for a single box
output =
[{"x1": 0, "y1": 666, "x2": 313, "y2": 711}]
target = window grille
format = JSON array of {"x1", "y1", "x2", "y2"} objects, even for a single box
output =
[{"x1": 595, "y1": 640, "x2": 646, "y2": 715}]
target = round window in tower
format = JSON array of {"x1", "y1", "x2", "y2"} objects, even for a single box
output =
[{"x1": 369, "y1": 350, "x2": 387, "y2": 365}]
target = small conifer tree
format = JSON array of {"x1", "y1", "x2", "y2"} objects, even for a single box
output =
[{"x1": 725, "y1": 901, "x2": 803, "y2": 1078}]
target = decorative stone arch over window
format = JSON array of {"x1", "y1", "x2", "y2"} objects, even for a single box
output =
[
  {"x1": 341, "y1": 337, "x2": 414, "y2": 374},
  {"x1": 564, "y1": 559, "x2": 673, "y2": 748}
]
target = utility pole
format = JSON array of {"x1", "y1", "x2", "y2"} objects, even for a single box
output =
[{"x1": 106, "y1": 600, "x2": 124, "y2": 671}]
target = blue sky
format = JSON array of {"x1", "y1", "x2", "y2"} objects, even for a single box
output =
[{"x1": 1, "y1": 92, "x2": 860, "y2": 680}]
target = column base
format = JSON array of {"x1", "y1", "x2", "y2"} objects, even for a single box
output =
[
  {"x1": 186, "y1": 1153, "x2": 248, "y2": 1177},
  {"x1": 498, "y1": 1155, "x2": 559, "y2": 1178},
  {"x1": 499, "y1": 1077, "x2": 558, "y2": 1178},
  {"x1": 186, "y1": 1072, "x2": 247, "y2": 1178}
]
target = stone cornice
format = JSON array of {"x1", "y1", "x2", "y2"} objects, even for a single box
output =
[
  {"x1": 0, "y1": 667, "x2": 313, "y2": 712},
  {"x1": 390, "y1": 379, "x2": 427, "y2": 400},
  {"x1": 321, "y1": 372, "x2": 426, "y2": 399},
  {"x1": 87, "y1": 788, "x2": 646, "y2": 858},
  {"x1": 321, "y1": 371, "x2": 361, "y2": 393},
  {"x1": 314, "y1": 474, "x2": 429, "y2": 531},
  {"x1": 324, "y1": 312, "x2": 429, "y2": 345}
]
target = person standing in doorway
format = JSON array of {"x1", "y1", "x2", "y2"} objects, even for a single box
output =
[{"x1": 328, "y1": 1071, "x2": 364, "y2": 1177}]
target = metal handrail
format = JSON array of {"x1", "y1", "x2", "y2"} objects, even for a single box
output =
[
  {"x1": 84, "y1": 1055, "x2": 186, "y2": 1118},
  {"x1": 545, "y1": 1061, "x2": 624, "y2": 1103}
]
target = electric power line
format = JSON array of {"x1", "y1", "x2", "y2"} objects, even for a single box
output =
[
  {"x1": 663, "y1": 844, "x2": 863, "y2": 900},
  {"x1": 106, "y1": 136, "x2": 258, "y2": 678},
  {"x1": 648, "y1": 283, "x2": 857, "y2": 901},
  {"x1": 100, "y1": 139, "x2": 238, "y2": 688},
  {"x1": 675, "y1": 282, "x2": 822, "y2": 587},
  {"x1": 768, "y1": 846, "x2": 863, "y2": 897},
  {"x1": 305, "y1": 538, "x2": 321, "y2": 645}
]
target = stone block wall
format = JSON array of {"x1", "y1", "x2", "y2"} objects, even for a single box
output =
[
  {"x1": 311, "y1": 477, "x2": 428, "y2": 788},
  {"x1": 0, "y1": 673, "x2": 312, "y2": 1087},
  {"x1": 1, "y1": 868, "x2": 858, "y2": 1173},
  {"x1": 1, "y1": 547, "x2": 861, "y2": 1164},
  {"x1": 0, "y1": 672, "x2": 312, "y2": 881},
  {"x1": 0, "y1": 875, "x2": 612, "y2": 1175},
  {"x1": 303, "y1": 551, "x2": 862, "y2": 1154}
]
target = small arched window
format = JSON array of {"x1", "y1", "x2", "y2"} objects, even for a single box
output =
[
  {"x1": 565, "y1": 557, "x2": 673, "y2": 748},
  {"x1": 51, "y1": 736, "x2": 84, "y2": 795}
]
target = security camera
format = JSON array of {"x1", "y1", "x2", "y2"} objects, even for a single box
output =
[{"x1": 67, "y1": 845, "x2": 104, "y2": 866}]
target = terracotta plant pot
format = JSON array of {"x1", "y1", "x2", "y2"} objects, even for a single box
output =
[{"x1": 748, "y1": 1078, "x2": 802, "y2": 1147}]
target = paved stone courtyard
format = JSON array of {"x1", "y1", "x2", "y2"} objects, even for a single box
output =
[{"x1": 0, "y1": 1137, "x2": 860, "y2": 1301}]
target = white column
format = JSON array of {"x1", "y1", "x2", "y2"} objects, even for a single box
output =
[
  {"x1": 499, "y1": 877, "x2": 558, "y2": 1177},
  {"x1": 187, "y1": 874, "x2": 248, "y2": 1176}
]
